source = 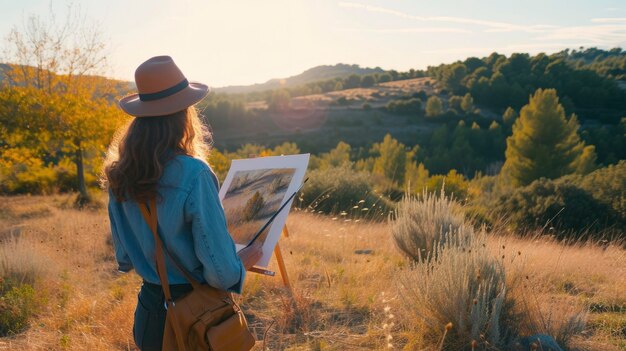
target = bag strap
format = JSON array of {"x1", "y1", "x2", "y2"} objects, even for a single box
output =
[{"x1": 138, "y1": 198, "x2": 190, "y2": 351}]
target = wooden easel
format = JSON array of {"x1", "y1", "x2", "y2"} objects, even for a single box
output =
[{"x1": 248, "y1": 226, "x2": 293, "y2": 294}]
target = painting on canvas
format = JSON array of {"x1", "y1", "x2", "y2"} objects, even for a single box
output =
[{"x1": 218, "y1": 154, "x2": 309, "y2": 267}]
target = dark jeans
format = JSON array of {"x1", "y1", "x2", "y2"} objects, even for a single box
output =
[{"x1": 133, "y1": 281, "x2": 193, "y2": 351}]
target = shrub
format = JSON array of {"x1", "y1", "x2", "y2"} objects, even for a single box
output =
[
  {"x1": 230, "y1": 173, "x2": 253, "y2": 192},
  {"x1": 0, "y1": 284, "x2": 43, "y2": 336},
  {"x1": 495, "y1": 177, "x2": 622, "y2": 238},
  {"x1": 336, "y1": 96, "x2": 351, "y2": 105},
  {"x1": 301, "y1": 166, "x2": 392, "y2": 218},
  {"x1": 0, "y1": 148, "x2": 55, "y2": 194},
  {"x1": 425, "y1": 170, "x2": 470, "y2": 202},
  {"x1": 0, "y1": 237, "x2": 47, "y2": 336},
  {"x1": 242, "y1": 191, "x2": 265, "y2": 221},
  {"x1": 385, "y1": 98, "x2": 422, "y2": 114},
  {"x1": 399, "y1": 229, "x2": 513, "y2": 349},
  {"x1": 269, "y1": 176, "x2": 288, "y2": 193},
  {"x1": 392, "y1": 190, "x2": 469, "y2": 261},
  {"x1": 574, "y1": 160, "x2": 625, "y2": 218}
]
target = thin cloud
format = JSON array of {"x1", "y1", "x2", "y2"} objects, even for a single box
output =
[
  {"x1": 422, "y1": 42, "x2": 598, "y2": 55},
  {"x1": 592, "y1": 18, "x2": 626, "y2": 23},
  {"x1": 337, "y1": 27, "x2": 472, "y2": 34},
  {"x1": 421, "y1": 46, "x2": 494, "y2": 55},
  {"x1": 536, "y1": 24, "x2": 626, "y2": 45},
  {"x1": 338, "y1": 1, "x2": 557, "y2": 33}
]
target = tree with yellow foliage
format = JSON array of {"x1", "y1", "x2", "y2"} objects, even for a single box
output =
[{"x1": 1, "y1": 5, "x2": 127, "y2": 202}]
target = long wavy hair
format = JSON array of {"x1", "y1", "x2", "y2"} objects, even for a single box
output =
[{"x1": 103, "y1": 106, "x2": 211, "y2": 202}]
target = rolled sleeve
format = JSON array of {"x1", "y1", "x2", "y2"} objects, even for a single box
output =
[
  {"x1": 184, "y1": 169, "x2": 246, "y2": 293},
  {"x1": 108, "y1": 197, "x2": 134, "y2": 272}
]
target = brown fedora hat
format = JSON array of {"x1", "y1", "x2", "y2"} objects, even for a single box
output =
[{"x1": 119, "y1": 56, "x2": 210, "y2": 117}]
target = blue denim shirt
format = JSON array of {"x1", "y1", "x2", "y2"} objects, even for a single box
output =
[{"x1": 107, "y1": 155, "x2": 245, "y2": 293}]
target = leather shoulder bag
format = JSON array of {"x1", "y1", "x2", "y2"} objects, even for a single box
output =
[{"x1": 139, "y1": 198, "x2": 256, "y2": 351}]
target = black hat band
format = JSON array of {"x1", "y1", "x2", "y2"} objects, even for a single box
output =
[{"x1": 138, "y1": 79, "x2": 189, "y2": 102}]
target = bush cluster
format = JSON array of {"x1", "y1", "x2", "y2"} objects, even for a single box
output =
[
  {"x1": 300, "y1": 166, "x2": 392, "y2": 218},
  {"x1": 385, "y1": 98, "x2": 423, "y2": 115},
  {"x1": 392, "y1": 189, "x2": 468, "y2": 260},
  {"x1": 494, "y1": 161, "x2": 626, "y2": 238},
  {"x1": 0, "y1": 285, "x2": 42, "y2": 336}
]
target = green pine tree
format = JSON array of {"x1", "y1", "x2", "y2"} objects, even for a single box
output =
[
  {"x1": 502, "y1": 107, "x2": 518, "y2": 126},
  {"x1": 460, "y1": 93, "x2": 474, "y2": 113},
  {"x1": 503, "y1": 88, "x2": 596, "y2": 187},
  {"x1": 425, "y1": 96, "x2": 443, "y2": 117}
]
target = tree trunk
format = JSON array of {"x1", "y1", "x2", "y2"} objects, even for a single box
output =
[{"x1": 75, "y1": 143, "x2": 90, "y2": 205}]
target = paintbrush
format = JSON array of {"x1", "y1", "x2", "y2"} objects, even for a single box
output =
[{"x1": 243, "y1": 177, "x2": 309, "y2": 249}]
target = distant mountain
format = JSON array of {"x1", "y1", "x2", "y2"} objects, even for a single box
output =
[{"x1": 215, "y1": 64, "x2": 386, "y2": 94}]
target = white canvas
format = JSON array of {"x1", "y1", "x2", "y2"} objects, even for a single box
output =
[{"x1": 218, "y1": 154, "x2": 310, "y2": 267}]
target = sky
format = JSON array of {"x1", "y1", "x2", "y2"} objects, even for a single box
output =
[{"x1": 1, "y1": 0, "x2": 626, "y2": 87}]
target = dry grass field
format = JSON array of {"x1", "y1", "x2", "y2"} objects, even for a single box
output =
[
  {"x1": 289, "y1": 77, "x2": 438, "y2": 110},
  {"x1": 0, "y1": 194, "x2": 624, "y2": 350}
]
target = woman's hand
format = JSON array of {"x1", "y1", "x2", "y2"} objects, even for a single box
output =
[{"x1": 238, "y1": 242, "x2": 263, "y2": 270}]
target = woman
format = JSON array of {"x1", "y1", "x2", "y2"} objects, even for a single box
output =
[{"x1": 103, "y1": 56, "x2": 262, "y2": 351}]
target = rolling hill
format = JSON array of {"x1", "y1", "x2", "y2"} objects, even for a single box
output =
[{"x1": 215, "y1": 63, "x2": 386, "y2": 94}]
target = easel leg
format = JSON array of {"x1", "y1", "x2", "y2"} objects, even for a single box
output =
[
  {"x1": 274, "y1": 242, "x2": 291, "y2": 291},
  {"x1": 250, "y1": 226, "x2": 294, "y2": 295}
]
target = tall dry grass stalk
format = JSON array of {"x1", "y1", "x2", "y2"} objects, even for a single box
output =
[
  {"x1": 391, "y1": 189, "x2": 469, "y2": 261},
  {"x1": 0, "y1": 235, "x2": 49, "y2": 289}
]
